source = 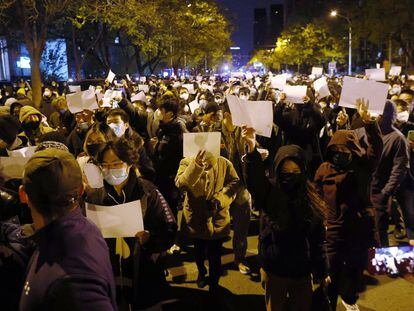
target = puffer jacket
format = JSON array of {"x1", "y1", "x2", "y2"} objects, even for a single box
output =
[{"x1": 175, "y1": 155, "x2": 240, "y2": 240}]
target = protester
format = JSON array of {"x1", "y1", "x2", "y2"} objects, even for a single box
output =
[
  {"x1": 19, "y1": 148, "x2": 117, "y2": 310},
  {"x1": 85, "y1": 138, "x2": 177, "y2": 310},
  {"x1": 242, "y1": 127, "x2": 329, "y2": 311},
  {"x1": 175, "y1": 149, "x2": 240, "y2": 293},
  {"x1": 314, "y1": 99, "x2": 383, "y2": 311}
]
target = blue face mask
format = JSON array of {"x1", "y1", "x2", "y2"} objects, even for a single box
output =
[
  {"x1": 60, "y1": 109, "x2": 67, "y2": 114},
  {"x1": 103, "y1": 168, "x2": 129, "y2": 186},
  {"x1": 108, "y1": 123, "x2": 126, "y2": 138}
]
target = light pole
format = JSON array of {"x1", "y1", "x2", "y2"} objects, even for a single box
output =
[{"x1": 330, "y1": 10, "x2": 352, "y2": 76}]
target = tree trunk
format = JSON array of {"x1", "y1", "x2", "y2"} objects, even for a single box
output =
[
  {"x1": 71, "y1": 25, "x2": 82, "y2": 80},
  {"x1": 31, "y1": 51, "x2": 42, "y2": 108}
]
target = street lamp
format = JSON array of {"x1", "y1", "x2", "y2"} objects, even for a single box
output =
[{"x1": 330, "y1": 10, "x2": 352, "y2": 76}]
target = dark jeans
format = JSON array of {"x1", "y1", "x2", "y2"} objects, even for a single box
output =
[
  {"x1": 327, "y1": 253, "x2": 366, "y2": 310},
  {"x1": 372, "y1": 191, "x2": 392, "y2": 246},
  {"x1": 193, "y1": 238, "x2": 224, "y2": 287}
]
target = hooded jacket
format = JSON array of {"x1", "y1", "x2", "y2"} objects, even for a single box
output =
[
  {"x1": 245, "y1": 145, "x2": 328, "y2": 279},
  {"x1": 314, "y1": 120, "x2": 383, "y2": 260},
  {"x1": 372, "y1": 101, "x2": 409, "y2": 197},
  {"x1": 18, "y1": 106, "x2": 54, "y2": 145}
]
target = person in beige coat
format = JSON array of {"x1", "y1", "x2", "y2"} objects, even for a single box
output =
[{"x1": 175, "y1": 150, "x2": 240, "y2": 293}]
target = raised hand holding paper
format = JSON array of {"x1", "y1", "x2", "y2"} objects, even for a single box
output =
[
  {"x1": 131, "y1": 91, "x2": 148, "y2": 104},
  {"x1": 365, "y1": 68, "x2": 386, "y2": 81},
  {"x1": 138, "y1": 84, "x2": 149, "y2": 93},
  {"x1": 284, "y1": 85, "x2": 307, "y2": 104},
  {"x1": 86, "y1": 200, "x2": 144, "y2": 238},
  {"x1": 182, "y1": 84, "x2": 195, "y2": 94},
  {"x1": 313, "y1": 77, "x2": 331, "y2": 99},
  {"x1": 389, "y1": 66, "x2": 402, "y2": 76},
  {"x1": 66, "y1": 90, "x2": 98, "y2": 114},
  {"x1": 339, "y1": 76, "x2": 388, "y2": 115},
  {"x1": 226, "y1": 95, "x2": 273, "y2": 138},
  {"x1": 183, "y1": 132, "x2": 221, "y2": 158},
  {"x1": 188, "y1": 100, "x2": 199, "y2": 114},
  {"x1": 269, "y1": 74, "x2": 287, "y2": 90},
  {"x1": 107, "y1": 70, "x2": 116, "y2": 83}
]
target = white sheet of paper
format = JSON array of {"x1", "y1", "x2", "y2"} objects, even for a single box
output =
[
  {"x1": 126, "y1": 74, "x2": 131, "y2": 81},
  {"x1": 284, "y1": 85, "x2": 307, "y2": 104},
  {"x1": 107, "y1": 70, "x2": 116, "y2": 83},
  {"x1": 0, "y1": 157, "x2": 29, "y2": 180},
  {"x1": 138, "y1": 85, "x2": 149, "y2": 93},
  {"x1": 7, "y1": 146, "x2": 37, "y2": 158},
  {"x1": 173, "y1": 82, "x2": 181, "y2": 88},
  {"x1": 365, "y1": 68, "x2": 386, "y2": 81},
  {"x1": 183, "y1": 132, "x2": 221, "y2": 158},
  {"x1": 131, "y1": 91, "x2": 148, "y2": 104},
  {"x1": 88, "y1": 85, "x2": 95, "y2": 92},
  {"x1": 314, "y1": 77, "x2": 331, "y2": 99},
  {"x1": 84, "y1": 163, "x2": 104, "y2": 189},
  {"x1": 182, "y1": 84, "x2": 195, "y2": 94},
  {"x1": 86, "y1": 200, "x2": 144, "y2": 238},
  {"x1": 188, "y1": 100, "x2": 199, "y2": 114},
  {"x1": 339, "y1": 76, "x2": 389, "y2": 115},
  {"x1": 311, "y1": 67, "x2": 323, "y2": 76},
  {"x1": 389, "y1": 66, "x2": 402, "y2": 76},
  {"x1": 226, "y1": 95, "x2": 273, "y2": 137},
  {"x1": 270, "y1": 74, "x2": 287, "y2": 90},
  {"x1": 68, "y1": 85, "x2": 81, "y2": 93},
  {"x1": 139, "y1": 77, "x2": 146, "y2": 83},
  {"x1": 66, "y1": 90, "x2": 98, "y2": 114},
  {"x1": 245, "y1": 72, "x2": 253, "y2": 80}
]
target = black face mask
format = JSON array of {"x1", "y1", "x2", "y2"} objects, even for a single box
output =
[
  {"x1": 23, "y1": 120, "x2": 41, "y2": 132},
  {"x1": 332, "y1": 152, "x2": 352, "y2": 168},
  {"x1": 279, "y1": 172, "x2": 302, "y2": 193}
]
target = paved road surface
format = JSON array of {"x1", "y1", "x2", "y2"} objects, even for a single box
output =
[{"x1": 163, "y1": 216, "x2": 414, "y2": 311}]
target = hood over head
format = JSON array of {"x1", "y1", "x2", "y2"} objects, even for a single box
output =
[
  {"x1": 379, "y1": 100, "x2": 397, "y2": 134},
  {"x1": 327, "y1": 130, "x2": 365, "y2": 157},
  {"x1": 273, "y1": 145, "x2": 307, "y2": 176},
  {"x1": 19, "y1": 106, "x2": 43, "y2": 123}
]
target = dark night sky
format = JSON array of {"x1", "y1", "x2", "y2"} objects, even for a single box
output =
[{"x1": 216, "y1": 0, "x2": 283, "y2": 54}]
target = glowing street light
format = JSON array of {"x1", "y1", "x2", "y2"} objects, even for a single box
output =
[{"x1": 330, "y1": 10, "x2": 352, "y2": 76}]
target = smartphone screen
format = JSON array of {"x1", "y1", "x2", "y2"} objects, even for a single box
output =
[
  {"x1": 407, "y1": 130, "x2": 414, "y2": 142},
  {"x1": 368, "y1": 246, "x2": 414, "y2": 275}
]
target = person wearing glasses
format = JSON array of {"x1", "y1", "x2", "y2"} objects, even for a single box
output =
[{"x1": 84, "y1": 138, "x2": 177, "y2": 310}]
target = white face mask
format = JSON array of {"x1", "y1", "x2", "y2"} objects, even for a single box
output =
[
  {"x1": 215, "y1": 98, "x2": 224, "y2": 104},
  {"x1": 44, "y1": 91, "x2": 52, "y2": 97},
  {"x1": 390, "y1": 86, "x2": 401, "y2": 95},
  {"x1": 103, "y1": 167, "x2": 129, "y2": 186},
  {"x1": 239, "y1": 95, "x2": 249, "y2": 101},
  {"x1": 180, "y1": 93, "x2": 189, "y2": 100},
  {"x1": 199, "y1": 99, "x2": 208, "y2": 109},
  {"x1": 108, "y1": 122, "x2": 126, "y2": 137},
  {"x1": 397, "y1": 111, "x2": 409, "y2": 123}
]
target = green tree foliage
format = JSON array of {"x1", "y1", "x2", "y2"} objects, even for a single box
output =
[
  {"x1": 352, "y1": 0, "x2": 414, "y2": 67},
  {"x1": 252, "y1": 22, "x2": 346, "y2": 72}
]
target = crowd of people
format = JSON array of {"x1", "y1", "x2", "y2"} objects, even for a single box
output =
[{"x1": 0, "y1": 71, "x2": 413, "y2": 311}]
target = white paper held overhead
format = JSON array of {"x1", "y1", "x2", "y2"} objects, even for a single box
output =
[
  {"x1": 339, "y1": 76, "x2": 389, "y2": 116},
  {"x1": 183, "y1": 132, "x2": 221, "y2": 158}
]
